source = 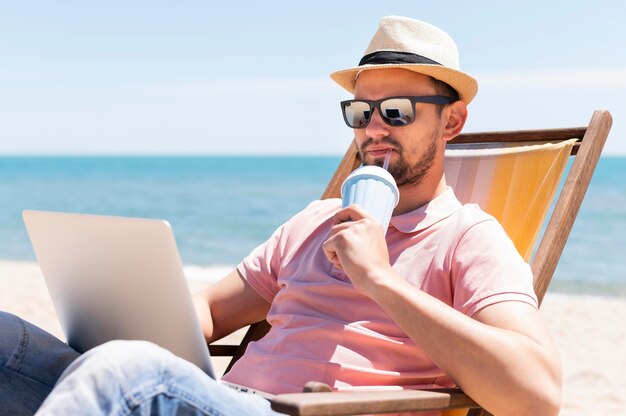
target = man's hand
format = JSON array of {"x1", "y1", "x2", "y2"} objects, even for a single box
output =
[
  {"x1": 322, "y1": 204, "x2": 395, "y2": 293},
  {"x1": 324, "y1": 205, "x2": 561, "y2": 415}
]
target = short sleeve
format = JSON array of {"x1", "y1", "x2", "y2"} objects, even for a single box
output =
[
  {"x1": 450, "y1": 218, "x2": 538, "y2": 317},
  {"x1": 236, "y1": 199, "x2": 340, "y2": 304},
  {"x1": 237, "y1": 223, "x2": 286, "y2": 303}
]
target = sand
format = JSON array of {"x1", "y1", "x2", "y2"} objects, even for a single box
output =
[{"x1": 1, "y1": 259, "x2": 624, "y2": 414}]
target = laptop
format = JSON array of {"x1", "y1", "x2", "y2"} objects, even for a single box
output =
[{"x1": 23, "y1": 210, "x2": 271, "y2": 397}]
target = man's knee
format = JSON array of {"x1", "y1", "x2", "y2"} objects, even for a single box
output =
[
  {"x1": 0, "y1": 311, "x2": 24, "y2": 336},
  {"x1": 82, "y1": 339, "x2": 169, "y2": 367},
  {"x1": 39, "y1": 340, "x2": 220, "y2": 415},
  {"x1": 0, "y1": 311, "x2": 21, "y2": 325},
  {"x1": 0, "y1": 312, "x2": 79, "y2": 415},
  {"x1": 0, "y1": 311, "x2": 78, "y2": 384},
  {"x1": 71, "y1": 340, "x2": 179, "y2": 384},
  {"x1": 0, "y1": 311, "x2": 23, "y2": 364},
  {"x1": 75, "y1": 340, "x2": 219, "y2": 398}
]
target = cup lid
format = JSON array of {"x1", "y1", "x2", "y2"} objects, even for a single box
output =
[{"x1": 341, "y1": 165, "x2": 400, "y2": 205}]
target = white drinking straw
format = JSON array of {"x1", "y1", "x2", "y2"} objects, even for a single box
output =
[{"x1": 382, "y1": 149, "x2": 392, "y2": 171}]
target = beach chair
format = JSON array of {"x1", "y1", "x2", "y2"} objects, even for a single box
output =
[{"x1": 209, "y1": 109, "x2": 612, "y2": 416}]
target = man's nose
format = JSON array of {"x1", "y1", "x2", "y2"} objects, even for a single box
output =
[{"x1": 364, "y1": 108, "x2": 390, "y2": 139}]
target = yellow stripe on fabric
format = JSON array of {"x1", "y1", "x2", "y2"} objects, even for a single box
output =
[
  {"x1": 482, "y1": 153, "x2": 515, "y2": 226},
  {"x1": 444, "y1": 139, "x2": 576, "y2": 260},
  {"x1": 516, "y1": 143, "x2": 573, "y2": 260}
]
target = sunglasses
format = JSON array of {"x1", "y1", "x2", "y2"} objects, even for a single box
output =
[{"x1": 340, "y1": 95, "x2": 456, "y2": 128}]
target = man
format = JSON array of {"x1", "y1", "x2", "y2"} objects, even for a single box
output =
[{"x1": 2, "y1": 16, "x2": 561, "y2": 415}]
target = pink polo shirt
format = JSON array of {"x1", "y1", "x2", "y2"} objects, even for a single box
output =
[{"x1": 222, "y1": 188, "x2": 537, "y2": 397}]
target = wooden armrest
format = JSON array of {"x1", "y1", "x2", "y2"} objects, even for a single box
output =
[{"x1": 270, "y1": 387, "x2": 479, "y2": 416}]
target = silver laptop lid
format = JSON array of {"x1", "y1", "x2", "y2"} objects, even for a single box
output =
[{"x1": 23, "y1": 210, "x2": 214, "y2": 378}]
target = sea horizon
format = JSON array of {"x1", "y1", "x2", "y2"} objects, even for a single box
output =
[{"x1": 1, "y1": 155, "x2": 624, "y2": 297}]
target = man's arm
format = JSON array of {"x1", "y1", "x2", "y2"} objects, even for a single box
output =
[
  {"x1": 323, "y1": 205, "x2": 562, "y2": 416},
  {"x1": 366, "y1": 277, "x2": 561, "y2": 415},
  {"x1": 192, "y1": 269, "x2": 271, "y2": 343}
]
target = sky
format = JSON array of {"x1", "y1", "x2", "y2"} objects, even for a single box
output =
[{"x1": 1, "y1": 1, "x2": 625, "y2": 155}]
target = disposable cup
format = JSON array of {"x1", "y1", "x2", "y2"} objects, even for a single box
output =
[{"x1": 340, "y1": 165, "x2": 400, "y2": 234}]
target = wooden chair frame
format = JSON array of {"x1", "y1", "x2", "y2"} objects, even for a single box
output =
[{"x1": 208, "y1": 109, "x2": 612, "y2": 416}]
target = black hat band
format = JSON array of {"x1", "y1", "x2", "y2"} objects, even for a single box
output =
[{"x1": 358, "y1": 51, "x2": 442, "y2": 67}]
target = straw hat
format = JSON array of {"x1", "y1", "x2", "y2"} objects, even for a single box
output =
[{"x1": 330, "y1": 16, "x2": 478, "y2": 104}]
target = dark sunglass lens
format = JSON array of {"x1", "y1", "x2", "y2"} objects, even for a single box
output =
[
  {"x1": 343, "y1": 101, "x2": 371, "y2": 128},
  {"x1": 381, "y1": 98, "x2": 414, "y2": 126},
  {"x1": 385, "y1": 108, "x2": 401, "y2": 118}
]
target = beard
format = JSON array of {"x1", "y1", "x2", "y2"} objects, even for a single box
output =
[{"x1": 359, "y1": 131, "x2": 439, "y2": 188}]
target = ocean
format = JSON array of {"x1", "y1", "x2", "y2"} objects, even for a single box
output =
[{"x1": 1, "y1": 156, "x2": 624, "y2": 296}]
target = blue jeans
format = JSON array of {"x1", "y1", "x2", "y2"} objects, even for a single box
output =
[
  {"x1": 1, "y1": 312, "x2": 283, "y2": 415},
  {"x1": 0, "y1": 311, "x2": 80, "y2": 415}
]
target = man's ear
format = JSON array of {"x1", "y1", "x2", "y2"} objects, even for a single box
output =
[{"x1": 441, "y1": 101, "x2": 468, "y2": 142}]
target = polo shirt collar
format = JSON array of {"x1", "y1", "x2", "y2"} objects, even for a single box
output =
[{"x1": 389, "y1": 187, "x2": 463, "y2": 233}]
